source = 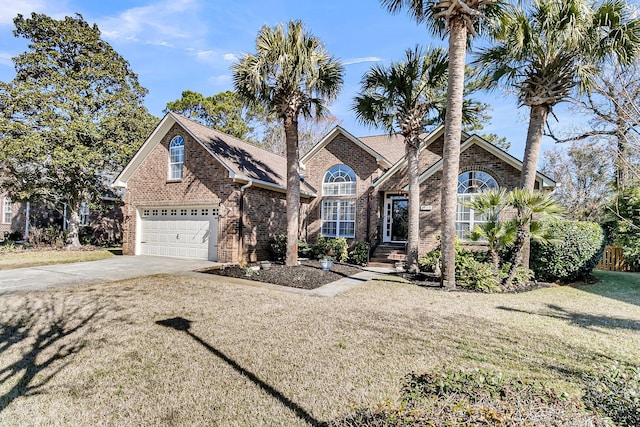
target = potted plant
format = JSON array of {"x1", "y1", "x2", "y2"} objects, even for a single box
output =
[
  {"x1": 320, "y1": 255, "x2": 333, "y2": 271},
  {"x1": 259, "y1": 260, "x2": 272, "y2": 270}
]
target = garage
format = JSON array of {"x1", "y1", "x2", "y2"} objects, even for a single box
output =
[{"x1": 139, "y1": 206, "x2": 218, "y2": 260}]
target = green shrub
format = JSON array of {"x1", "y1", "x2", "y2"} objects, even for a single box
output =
[
  {"x1": 312, "y1": 237, "x2": 348, "y2": 262},
  {"x1": 29, "y1": 226, "x2": 66, "y2": 248},
  {"x1": 331, "y1": 368, "x2": 603, "y2": 426},
  {"x1": 267, "y1": 234, "x2": 287, "y2": 261},
  {"x1": 7, "y1": 230, "x2": 23, "y2": 241},
  {"x1": 583, "y1": 364, "x2": 640, "y2": 426},
  {"x1": 297, "y1": 240, "x2": 313, "y2": 259},
  {"x1": 531, "y1": 220, "x2": 605, "y2": 283},
  {"x1": 418, "y1": 249, "x2": 440, "y2": 273},
  {"x1": 455, "y1": 252, "x2": 501, "y2": 293},
  {"x1": 347, "y1": 241, "x2": 369, "y2": 266}
]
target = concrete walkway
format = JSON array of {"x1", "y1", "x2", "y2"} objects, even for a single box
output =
[
  {"x1": 0, "y1": 255, "x2": 393, "y2": 297},
  {"x1": 0, "y1": 256, "x2": 217, "y2": 294}
]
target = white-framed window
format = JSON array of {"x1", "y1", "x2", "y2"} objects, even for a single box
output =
[
  {"x1": 322, "y1": 165, "x2": 356, "y2": 196},
  {"x1": 321, "y1": 165, "x2": 357, "y2": 238},
  {"x1": 169, "y1": 136, "x2": 185, "y2": 180},
  {"x1": 456, "y1": 171, "x2": 499, "y2": 239},
  {"x1": 3, "y1": 197, "x2": 12, "y2": 224},
  {"x1": 321, "y1": 199, "x2": 356, "y2": 238},
  {"x1": 80, "y1": 202, "x2": 90, "y2": 226}
]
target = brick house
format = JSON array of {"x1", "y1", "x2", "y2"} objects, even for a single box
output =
[
  {"x1": 0, "y1": 192, "x2": 25, "y2": 239},
  {"x1": 114, "y1": 112, "x2": 555, "y2": 263}
]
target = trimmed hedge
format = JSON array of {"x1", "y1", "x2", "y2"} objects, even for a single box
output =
[{"x1": 531, "y1": 220, "x2": 605, "y2": 283}]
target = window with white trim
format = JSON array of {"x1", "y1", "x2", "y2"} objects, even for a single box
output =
[
  {"x1": 3, "y1": 197, "x2": 12, "y2": 224},
  {"x1": 321, "y1": 199, "x2": 356, "y2": 238},
  {"x1": 321, "y1": 165, "x2": 356, "y2": 238},
  {"x1": 169, "y1": 136, "x2": 185, "y2": 180},
  {"x1": 322, "y1": 165, "x2": 356, "y2": 196},
  {"x1": 80, "y1": 202, "x2": 90, "y2": 226},
  {"x1": 456, "y1": 171, "x2": 499, "y2": 239}
]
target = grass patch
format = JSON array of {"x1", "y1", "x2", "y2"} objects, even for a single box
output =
[
  {"x1": 0, "y1": 248, "x2": 115, "y2": 270},
  {"x1": 0, "y1": 270, "x2": 637, "y2": 425}
]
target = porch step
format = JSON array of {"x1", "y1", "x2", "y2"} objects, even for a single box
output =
[{"x1": 369, "y1": 244, "x2": 406, "y2": 266}]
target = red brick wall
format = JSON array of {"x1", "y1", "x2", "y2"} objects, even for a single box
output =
[
  {"x1": 0, "y1": 194, "x2": 25, "y2": 236},
  {"x1": 122, "y1": 122, "x2": 286, "y2": 262},
  {"x1": 303, "y1": 133, "x2": 384, "y2": 244},
  {"x1": 415, "y1": 142, "x2": 526, "y2": 253},
  {"x1": 241, "y1": 185, "x2": 287, "y2": 261}
]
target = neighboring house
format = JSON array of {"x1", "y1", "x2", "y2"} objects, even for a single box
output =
[
  {"x1": 114, "y1": 112, "x2": 555, "y2": 263},
  {"x1": 0, "y1": 192, "x2": 25, "y2": 239}
]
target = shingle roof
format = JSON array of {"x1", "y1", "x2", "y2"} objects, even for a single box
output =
[
  {"x1": 171, "y1": 113, "x2": 291, "y2": 188},
  {"x1": 357, "y1": 133, "x2": 406, "y2": 165},
  {"x1": 173, "y1": 113, "x2": 319, "y2": 195}
]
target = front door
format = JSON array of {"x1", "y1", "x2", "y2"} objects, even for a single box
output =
[{"x1": 383, "y1": 195, "x2": 408, "y2": 243}]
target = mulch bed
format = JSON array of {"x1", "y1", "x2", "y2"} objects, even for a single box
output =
[
  {"x1": 389, "y1": 271, "x2": 558, "y2": 293},
  {"x1": 199, "y1": 260, "x2": 364, "y2": 290}
]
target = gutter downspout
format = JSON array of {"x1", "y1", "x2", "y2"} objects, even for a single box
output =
[{"x1": 238, "y1": 180, "x2": 253, "y2": 261}]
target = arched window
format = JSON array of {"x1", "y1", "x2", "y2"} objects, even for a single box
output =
[
  {"x1": 322, "y1": 165, "x2": 356, "y2": 196},
  {"x1": 169, "y1": 136, "x2": 185, "y2": 180},
  {"x1": 321, "y1": 165, "x2": 356, "y2": 238},
  {"x1": 456, "y1": 171, "x2": 499, "y2": 239}
]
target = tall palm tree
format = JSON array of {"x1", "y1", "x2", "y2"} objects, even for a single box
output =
[
  {"x1": 381, "y1": 0, "x2": 505, "y2": 289},
  {"x1": 232, "y1": 20, "x2": 344, "y2": 266},
  {"x1": 476, "y1": 0, "x2": 640, "y2": 191},
  {"x1": 353, "y1": 46, "x2": 449, "y2": 273}
]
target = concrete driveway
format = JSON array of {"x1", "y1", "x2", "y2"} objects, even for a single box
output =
[{"x1": 0, "y1": 256, "x2": 218, "y2": 294}]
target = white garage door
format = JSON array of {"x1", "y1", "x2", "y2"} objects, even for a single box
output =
[{"x1": 140, "y1": 206, "x2": 218, "y2": 260}]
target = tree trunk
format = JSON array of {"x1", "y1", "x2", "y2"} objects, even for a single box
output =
[
  {"x1": 440, "y1": 20, "x2": 467, "y2": 290},
  {"x1": 284, "y1": 114, "x2": 300, "y2": 266},
  {"x1": 66, "y1": 207, "x2": 82, "y2": 249},
  {"x1": 406, "y1": 141, "x2": 420, "y2": 273},
  {"x1": 520, "y1": 105, "x2": 549, "y2": 190},
  {"x1": 615, "y1": 123, "x2": 629, "y2": 190},
  {"x1": 504, "y1": 225, "x2": 528, "y2": 288},
  {"x1": 519, "y1": 104, "x2": 549, "y2": 269}
]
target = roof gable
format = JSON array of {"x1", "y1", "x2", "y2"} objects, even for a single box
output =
[
  {"x1": 372, "y1": 125, "x2": 447, "y2": 189},
  {"x1": 114, "y1": 113, "x2": 316, "y2": 196},
  {"x1": 403, "y1": 134, "x2": 556, "y2": 190},
  {"x1": 300, "y1": 125, "x2": 392, "y2": 170}
]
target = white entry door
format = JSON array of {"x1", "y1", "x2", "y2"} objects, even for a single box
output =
[{"x1": 140, "y1": 207, "x2": 218, "y2": 260}]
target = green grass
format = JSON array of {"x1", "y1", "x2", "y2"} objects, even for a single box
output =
[
  {"x1": 0, "y1": 248, "x2": 115, "y2": 270},
  {"x1": 0, "y1": 270, "x2": 637, "y2": 425}
]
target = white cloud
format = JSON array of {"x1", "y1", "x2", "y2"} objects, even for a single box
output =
[
  {"x1": 194, "y1": 50, "x2": 237, "y2": 66},
  {"x1": 99, "y1": 0, "x2": 205, "y2": 45},
  {"x1": 0, "y1": 0, "x2": 49, "y2": 26},
  {"x1": 207, "y1": 74, "x2": 231, "y2": 86},
  {"x1": 0, "y1": 51, "x2": 13, "y2": 66},
  {"x1": 343, "y1": 56, "x2": 382, "y2": 65}
]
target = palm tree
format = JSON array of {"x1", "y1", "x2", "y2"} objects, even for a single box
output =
[
  {"x1": 381, "y1": 0, "x2": 505, "y2": 289},
  {"x1": 476, "y1": 0, "x2": 640, "y2": 191},
  {"x1": 353, "y1": 46, "x2": 449, "y2": 273},
  {"x1": 463, "y1": 188, "x2": 514, "y2": 274},
  {"x1": 232, "y1": 21, "x2": 344, "y2": 266},
  {"x1": 503, "y1": 188, "x2": 564, "y2": 286}
]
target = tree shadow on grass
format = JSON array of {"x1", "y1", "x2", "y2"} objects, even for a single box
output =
[
  {"x1": 497, "y1": 304, "x2": 640, "y2": 332},
  {"x1": 156, "y1": 317, "x2": 324, "y2": 427},
  {"x1": 575, "y1": 271, "x2": 640, "y2": 307},
  {"x1": 0, "y1": 295, "x2": 106, "y2": 413}
]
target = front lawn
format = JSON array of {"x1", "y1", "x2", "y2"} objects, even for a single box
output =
[
  {"x1": 0, "y1": 248, "x2": 115, "y2": 270},
  {"x1": 0, "y1": 270, "x2": 637, "y2": 425}
]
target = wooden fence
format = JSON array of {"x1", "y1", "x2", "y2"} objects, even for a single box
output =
[{"x1": 596, "y1": 246, "x2": 627, "y2": 272}]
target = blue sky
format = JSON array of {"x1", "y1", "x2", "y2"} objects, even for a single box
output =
[{"x1": 0, "y1": 0, "x2": 569, "y2": 158}]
